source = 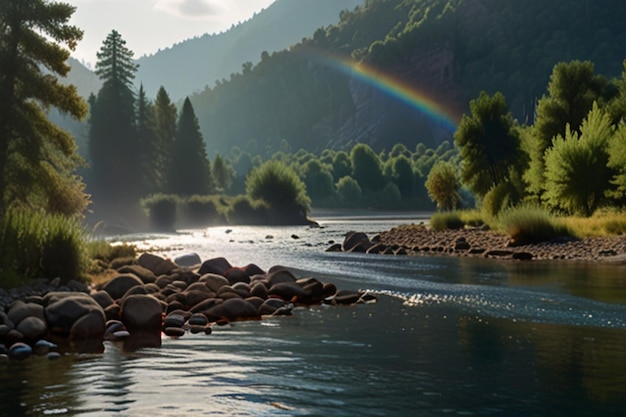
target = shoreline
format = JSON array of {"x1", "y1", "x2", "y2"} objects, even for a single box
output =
[{"x1": 371, "y1": 224, "x2": 626, "y2": 263}]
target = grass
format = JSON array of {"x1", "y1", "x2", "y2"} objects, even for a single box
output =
[
  {"x1": 560, "y1": 208, "x2": 626, "y2": 237},
  {"x1": 429, "y1": 211, "x2": 466, "y2": 231},
  {"x1": 498, "y1": 205, "x2": 571, "y2": 245}
]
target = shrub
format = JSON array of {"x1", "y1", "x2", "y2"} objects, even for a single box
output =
[
  {"x1": 180, "y1": 195, "x2": 225, "y2": 227},
  {"x1": 246, "y1": 160, "x2": 310, "y2": 213},
  {"x1": 87, "y1": 240, "x2": 137, "y2": 263},
  {"x1": 499, "y1": 205, "x2": 571, "y2": 245},
  {"x1": 141, "y1": 194, "x2": 180, "y2": 231},
  {"x1": 430, "y1": 211, "x2": 465, "y2": 231},
  {"x1": 425, "y1": 160, "x2": 461, "y2": 211},
  {"x1": 0, "y1": 208, "x2": 88, "y2": 286},
  {"x1": 336, "y1": 176, "x2": 362, "y2": 205},
  {"x1": 226, "y1": 195, "x2": 270, "y2": 225}
]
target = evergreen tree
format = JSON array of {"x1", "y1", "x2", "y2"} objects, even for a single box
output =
[
  {"x1": 0, "y1": 0, "x2": 88, "y2": 216},
  {"x1": 212, "y1": 153, "x2": 235, "y2": 193},
  {"x1": 136, "y1": 84, "x2": 159, "y2": 194},
  {"x1": 167, "y1": 98, "x2": 214, "y2": 196},
  {"x1": 88, "y1": 30, "x2": 140, "y2": 204},
  {"x1": 454, "y1": 91, "x2": 522, "y2": 199},
  {"x1": 154, "y1": 86, "x2": 177, "y2": 191}
]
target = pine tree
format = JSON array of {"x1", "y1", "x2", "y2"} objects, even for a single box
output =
[
  {"x1": 167, "y1": 98, "x2": 214, "y2": 196},
  {"x1": 0, "y1": 0, "x2": 88, "y2": 216},
  {"x1": 88, "y1": 30, "x2": 140, "y2": 204},
  {"x1": 136, "y1": 84, "x2": 159, "y2": 194},
  {"x1": 154, "y1": 86, "x2": 177, "y2": 191}
]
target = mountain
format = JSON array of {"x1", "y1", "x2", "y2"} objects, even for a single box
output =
[
  {"x1": 134, "y1": 0, "x2": 364, "y2": 100},
  {"x1": 187, "y1": 0, "x2": 626, "y2": 156}
]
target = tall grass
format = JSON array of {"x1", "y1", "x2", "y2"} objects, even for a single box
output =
[
  {"x1": 499, "y1": 205, "x2": 571, "y2": 245},
  {"x1": 430, "y1": 211, "x2": 465, "y2": 231},
  {"x1": 0, "y1": 208, "x2": 88, "y2": 286},
  {"x1": 560, "y1": 208, "x2": 626, "y2": 237}
]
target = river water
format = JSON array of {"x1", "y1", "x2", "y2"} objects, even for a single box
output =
[{"x1": 2, "y1": 213, "x2": 626, "y2": 416}]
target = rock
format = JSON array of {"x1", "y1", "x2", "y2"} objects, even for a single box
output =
[
  {"x1": 250, "y1": 282, "x2": 268, "y2": 299},
  {"x1": 322, "y1": 282, "x2": 337, "y2": 297},
  {"x1": 198, "y1": 257, "x2": 232, "y2": 276},
  {"x1": 45, "y1": 293, "x2": 105, "y2": 336},
  {"x1": 91, "y1": 290, "x2": 115, "y2": 309},
  {"x1": 512, "y1": 252, "x2": 534, "y2": 261},
  {"x1": 70, "y1": 311, "x2": 106, "y2": 340},
  {"x1": 174, "y1": 253, "x2": 202, "y2": 268},
  {"x1": 205, "y1": 298, "x2": 259, "y2": 322},
  {"x1": 266, "y1": 269, "x2": 296, "y2": 286},
  {"x1": 163, "y1": 313, "x2": 186, "y2": 328},
  {"x1": 188, "y1": 313, "x2": 208, "y2": 326},
  {"x1": 183, "y1": 289, "x2": 211, "y2": 307},
  {"x1": 484, "y1": 249, "x2": 514, "y2": 258},
  {"x1": 16, "y1": 316, "x2": 47, "y2": 341},
  {"x1": 104, "y1": 303, "x2": 121, "y2": 321},
  {"x1": 47, "y1": 352, "x2": 61, "y2": 360},
  {"x1": 186, "y1": 282, "x2": 212, "y2": 293},
  {"x1": 200, "y1": 273, "x2": 230, "y2": 293},
  {"x1": 155, "y1": 275, "x2": 173, "y2": 289},
  {"x1": 189, "y1": 298, "x2": 222, "y2": 314},
  {"x1": 163, "y1": 327, "x2": 186, "y2": 337},
  {"x1": 102, "y1": 274, "x2": 144, "y2": 300},
  {"x1": 366, "y1": 243, "x2": 387, "y2": 254},
  {"x1": 258, "y1": 298, "x2": 287, "y2": 315},
  {"x1": 243, "y1": 263, "x2": 265, "y2": 276},
  {"x1": 137, "y1": 253, "x2": 177, "y2": 276},
  {"x1": 117, "y1": 264, "x2": 157, "y2": 284},
  {"x1": 9, "y1": 342, "x2": 32, "y2": 361},
  {"x1": 325, "y1": 243, "x2": 343, "y2": 252},
  {"x1": 8, "y1": 302, "x2": 45, "y2": 324},
  {"x1": 120, "y1": 295, "x2": 163, "y2": 332},
  {"x1": 269, "y1": 282, "x2": 310, "y2": 302},
  {"x1": 224, "y1": 268, "x2": 250, "y2": 285},
  {"x1": 33, "y1": 339, "x2": 57, "y2": 356},
  {"x1": 343, "y1": 231, "x2": 371, "y2": 252}
]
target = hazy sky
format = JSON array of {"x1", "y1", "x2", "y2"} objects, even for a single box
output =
[{"x1": 67, "y1": 0, "x2": 276, "y2": 67}]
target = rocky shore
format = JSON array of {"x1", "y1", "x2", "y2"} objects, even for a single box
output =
[
  {"x1": 328, "y1": 224, "x2": 626, "y2": 263},
  {"x1": 0, "y1": 253, "x2": 375, "y2": 362}
]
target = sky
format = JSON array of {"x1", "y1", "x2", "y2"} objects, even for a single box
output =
[{"x1": 67, "y1": 0, "x2": 276, "y2": 67}]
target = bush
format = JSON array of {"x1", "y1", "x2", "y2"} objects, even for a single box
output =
[
  {"x1": 180, "y1": 195, "x2": 225, "y2": 227},
  {"x1": 0, "y1": 209, "x2": 88, "y2": 286},
  {"x1": 141, "y1": 194, "x2": 180, "y2": 231},
  {"x1": 425, "y1": 161, "x2": 461, "y2": 211},
  {"x1": 499, "y1": 205, "x2": 571, "y2": 245},
  {"x1": 430, "y1": 211, "x2": 465, "y2": 231},
  {"x1": 336, "y1": 176, "x2": 362, "y2": 205},
  {"x1": 246, "y1": 160, "x2": 310, "y2": 214},
  {"x1": 226, "y1": 195, "x2": 270, "y2": 225}
]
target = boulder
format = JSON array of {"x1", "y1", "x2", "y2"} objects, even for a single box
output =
[
  {"x1": 266, "y1": 269, "x2": 296, "y2": 286},
  {"x1": 243, "y1": 263, "x2": 265, "y2": 276},
  {"x1": 198, "y1": 257, "x2": 232, "y2": 276},
  {"x1": 137, "y1": 253, "x2": 177, "y2": 276},
  {"x1": 174, "y1": 253, "x2": 202, "y2": 268},
  {"x1": 91, "y1": 290, "x2": 115, "y2": 309},
  {"x1": 45, "y1": 293, "x2": 105, "y2": 336},
  {"x1": 9, "y1": 342, "x2": 32, "y2": 361},
  {"x1": 8, "y1": 302, "x2": 45, "y2": 324},
  {"x1": 205, "y1": 298, "x2": 259, "y2": 322},
  {"x1": 224, "y1": 268, "x2": 250, "y2": 285},
  {"x1": 70, "y1": 311, "x2": 106, "y2": 340},
  {"x1": 16, "y1": 316, "x2": 47, "y2": 341},
  {"x1": 117, "y1": 264, "x2": 157, "y2": 284},
  {"x1": 325, "y1": 243, "x2": 343, "y2": 252},
  {"x1": 250, "y1": 282, "x2": 268, "y2": 299},
  {"x1": 268, "y1": 282, "x2": 311, "y2": 302},
  {"x1": 200, "y1": 273, "x2": 229, "y2": 293},
  {"x1": 120, "y1": 295, "x2": 163, "y2": 332},
  {"x1": 343, "y1": 231, "x2": 371, "y2": 252},
  {"x1": 102, "y1": 274, "x2": 144, "y2": 300},
  {"x1": 183, "y1": 290, "x2": 211, "y2": 307}
]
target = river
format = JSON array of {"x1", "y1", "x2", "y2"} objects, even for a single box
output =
[{"x1": 2, "y1": 213, "x2": 626, "y2": 416}]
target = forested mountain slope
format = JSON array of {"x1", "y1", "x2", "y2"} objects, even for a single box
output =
[
  {"x1": 134, "y1": 0, "x2": 363, "y2": 99},
  {"x1": 189, "y1": 0, "x2": 626, "y2": 156}
]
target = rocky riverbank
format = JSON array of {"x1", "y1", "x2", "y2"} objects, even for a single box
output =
[
  {"x1": 328, "y1": 224, "x2": 626, "y2": 263},
  {"x1": 0, "y1": 253, "x2": 375, "y2": 362}
]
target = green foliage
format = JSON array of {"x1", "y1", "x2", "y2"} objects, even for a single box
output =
[
  {"x1": 429, "y1": 211, "x2": 465, "y2": 231},
  {"x1": 226, "y1": 195, "x2": 269, "y2": 225},
  {"x1": 350, "y1": 143, "x2": 385, "y2": 192},
  {"x1": 425, "y1": 161, "x2": 461, "y2": 211},
  {"x1": 607, "y1": 123, "x2": 626, "y2": 201},
  {"x1": 180, "y1": 195, "x2": 225, "y2": 227},
  {"x1": 141, "y1": 194, "x2": 180, "y2": 231},
  {"x1": 89, "y1": 30, "x2": 141, "y2": 203},
  {"x1": 499, "y1": 205, "x2": 570, "y2": 245},
  {"x1": 246, "y1": 160, "x2": 311, "y2": 213},
  {"x1": 0, "y1": 208, "x2": 88, "y2": 286},
  {"x1": 212, "y1": 153, "x2": 235, "y2": 193},
  {"x1": 136, "y1": 84, "x2": 160, "y2": 194},
  {"x1": 482, "y1": 181, "x2": 520, "y2": 217},
  {"x1": 389, "y1": 155, "x2": 414, "y2": 197},
  {"x1": 336, "y1": 176, "x2": 362, "y2": 206},
  {"x1": 86, "y1": 240, "x2": 137, "y2": 264},
  {"x1": 167, "y1": 98, "x2": 214, "y2": 196},
  {"x1": 543, "y1": 104, "x2": 614, "y2": 216},
  {"x1": 154, "y1": 86, "x2": 178, "y2": 191},
  {"x1": 301, "y1": 159, "x2": 335, "y2": 203},
  {"x1": 0, "y1": 0, "x2": 88, "y2": 216},
  {"x1": 526, "y1": 60, "x2": 612, "y2": 198},
  {"x1": 454, "y1": 91, "x2": 522, "y2": 198}
]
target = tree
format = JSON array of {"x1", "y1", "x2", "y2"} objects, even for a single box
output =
[
  {"x1": 167, "y1": 98, "x2": 213, "y2": 196},
  {"x1": 212, "y1": 153, "x2": 235, "y2": 192},
  {"x1": 544, "y1": 103, "x2": 614, "y2": 216},
  {"x1": 336, "y1": 176, "x2": 362, "y2": 205},
  {"x1": 0, "y1": 0, "x2": 88, "y2": 216},
  {"x1": 350, "y1": 143, "x2": 385, "y2": 192},
  {"x1": 454, "y1": 91, "x2": 522, "y2": 199},
  {"x1": 136, "y1": 84, "x2": 159, "y2": 194},
  {"x1": 390, "y1": 155, "x2": 414, "y2": 198},
  {"x1": 526, "y1": 60, "x2": 611, "y2": 197},
  {"x1": 425, "y1": 161, "x2": 461, "y2": 211},
  {"x1": 246, "y1": 160, "x2": 310, "y2": 216},
  {"x1": 607, "y1": 123, "x2": 626, "y2": 202},
  {"x1": 302, "y1": 158, "x2": 335, "y2": 203},
  {"x1": 154, "y1": 86, "x2": 177, "y2": 191},
  {"x1": 88, "y1": 30, "x2": 140, "y2": 204}
]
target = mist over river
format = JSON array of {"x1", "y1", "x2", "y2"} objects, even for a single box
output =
[{"x1": 2, "y1": 213, "x2": 626, "y2": 416}]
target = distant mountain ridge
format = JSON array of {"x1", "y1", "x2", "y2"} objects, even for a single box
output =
[{"x1": 133, "y1": 0, "x2": 364, "y2": 99}]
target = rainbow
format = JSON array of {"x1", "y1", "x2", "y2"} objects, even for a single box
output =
[{"x1": 311, "y1": 52, "x2": 461, "y2": 133}]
